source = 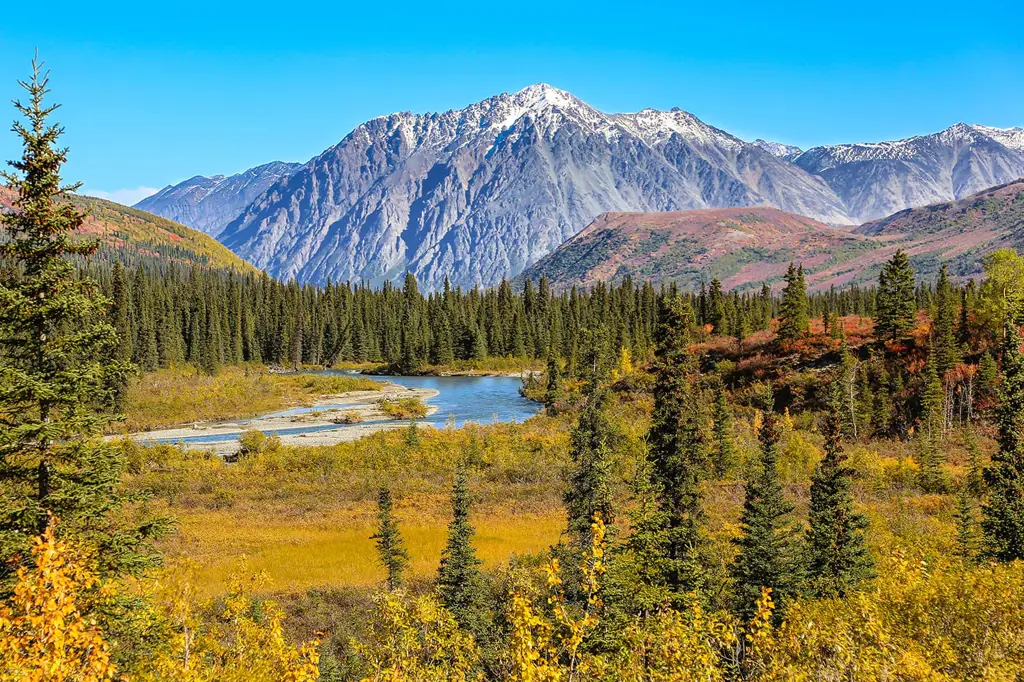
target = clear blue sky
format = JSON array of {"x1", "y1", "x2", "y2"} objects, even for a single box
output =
[{"x1": 1, "y1": 0, "x2": 1021, "y2": 204}]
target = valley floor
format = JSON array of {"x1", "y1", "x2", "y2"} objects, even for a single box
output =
[{"x1": 126, "y1": 384, "x2": 438, "y2": 456}]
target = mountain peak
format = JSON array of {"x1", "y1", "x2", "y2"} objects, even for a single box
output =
[
  {"x1": 971, "y1": 124, "x2": 1024, "y2": 150},
  {"x1": 752, "y1": 139, "x2": 804, "y2": 159}
]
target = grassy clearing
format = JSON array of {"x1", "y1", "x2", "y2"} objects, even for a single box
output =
[
  {"x1": 163, "y1": 507, "x2": 564, "y2": 597},
  {"x1": 120, "y1": 365, "x2": 381, "y2": 432},
  {"x1": 121, "y1": 380, "x2": 970, "y2": 600}
]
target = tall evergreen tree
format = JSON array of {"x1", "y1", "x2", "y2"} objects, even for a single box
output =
[
  {"x1": 706, "y1": 278, "x2": 725, "y2": 333},
  {"x1": 982, "y1": 321, "x2": 1024, "y2": 561},
  {"x1": 875, "y1": 250, "x2": 917, "y2": 341},
  {"x1": 372, "y1": 486, "x2": 409, "y2": 590},
  {"x1": 777, "y1": 262, "x2": 809, "y2": 341},
  {"x1": 544, "y1": 352, "x2": 561, "y2": 416},
  {"x1": 730, "y1": 389, "x2": 803, "y2": 620},
  {"x1": 563, "y1": 377, "x2": 615, "y2": 557},
  {"x1": 711, "y1": 379, "x2": 735, "y2": 477},
  {"x1": 805, "y1": 390, "x2": 873, "y2": 597},
  {"x1": 646, "y1": 295, "x2": 709, "y2": 603},
  {"x1": 0, "y1": 58, "x2": 162, "y2": 581},
  {"x1": 932, "y1": 263, "x2": 961, "y2": 375},
  {"x1": 437, "y1": 465, "x2": 488, "y2": 635},
  {"x1": 955, "y1": 483, "x2": 981, "y2": 562}
]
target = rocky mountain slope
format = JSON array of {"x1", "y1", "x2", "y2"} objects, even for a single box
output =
[
  {"x1": 212, "y1": 85, "x2": 852, "y2": 289},
  {"x1": 134, "y1": 85, "x2": 1024, "y2": 290},
  {"x1": 521, "y1": 180, "x2": 1024, "y2": 291},
  {"x1": 793, "y1": 124, "x2": 1024, "y2": 223},
  {"x1": 853, "y1": 179, "x2": 1024, "y2": 277},
  {"x1": 0, "y1": 187, "x2": 258, "y2": 272},
  {"x1": 516, "y1": 207, "x2": 877, "y2": 292},
  {"x1": 135, "y1": 161, "x2": 300, "y2": 237},
  {"x1": 752, "y1": 139, "x2": 803, "y2": 160}
]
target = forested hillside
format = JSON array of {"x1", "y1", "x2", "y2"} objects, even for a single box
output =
[{"x1": 0, "y1": 187, "x2": 257, "y2": 272}]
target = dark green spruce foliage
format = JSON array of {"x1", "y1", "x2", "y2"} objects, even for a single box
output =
[
  {"x1": 711, "y1": 379, "x2": 736, "y2": 477},
  {"x1": 437, "y1": 466, "x2": 488, "y2": 634},
  {"x1": 0, "y1": 60, "x2": 163, "y2": 581},
  {"x1": 73, "y1": 254, "x2": 879, "y2": 376},
  {"x1": 730, "y1": 390, "x2": 803, "y2": 619},
  {"x1": 564, "y1": 378, "x2": 615, "y2": 555},
  {"x1": 645, "y1": 295, "x2": 710, "y2": 602},
  {"x1": 777, "y1": 262, "x2": 809, "y2": 341},
  {"x1": 917, "y1": 350, "x2": 949, "y2": 493},
  {"x1": 955, "y1": 483, "x2": 981, "y2": 562},
  {"x1": 372, "y1": 486, "x2": 409, "y2": 590},
  {"x1": 616, "y1": 449, "x2": 672, "y2": 615},
  {"x1": 875, "y1": 250, "x2": 917, "y2": 341},
  {"x1": 706, "y1": 278, "x2": 725, "y2": 332},
  {"x1": 932, "y1": 264, "x2": 961, "y2": 375},
  {"x1": 982, "y1": 322, "x2": 1024, "y2": 561},
  {"x1": 805, "y1": 392, "x2": 873, "y2": 597},
  {"x1": 544, "y1": 352, "x2": 561, "y2": 415}
]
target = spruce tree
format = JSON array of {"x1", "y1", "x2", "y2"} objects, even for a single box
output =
[
  {"x1": 777, "y1": 262, "x2": 809, "y2": 341},
  {"x1": 707, "y1": 278, "x2": 725, "y2": 332},
  {"x1": 544, "y1": 352, "x2": 561, "y2": 415},
  {"x1": 0, "y1": 58, "x2": 162, "y2": 581},
  {"x1": 920, "y1": 349, "x2": 945, "y2": 441},
  {"x1": 372, "y1": 486, "x2": 409, "y2": 590},
  {"x1": 932, "y1": 263, "x2": 961, "y2": 375},
  {"x1": 955, "y1": 483, "x2": 981, "y2": 562},
  {"x1": 646, "y1": 295, "x2": 709, "y2": 603},
  {"x1": 603, "y1": 444, "x2": 670, "y2": 622},
  {"x1": 563, "y1": 377, "x2": 615, "y2": 557},
  {"x1": 437, "y1": 466, "x2": 488, "y2": 635},
  {"x1": 982, "y1": 321, "x2": 1024, "y2": 561},
  {"x1": 730, "y1": 389, "x2": 803, "y2": 619},
  {"x1": 109, "y1": 261, "x2": 133, "y2": 411},
  {"x1": 711, "y1": 379, "x2": 735, "y2": 477},
  {"x1": 805, "y1": 390, "x2": 873, "y2": 597},
  {"x1": 875, "y1": 250, "x2": 917, "y2": 341}
]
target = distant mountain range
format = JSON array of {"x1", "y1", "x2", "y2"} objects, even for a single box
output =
[
  {"x1": 0, "y1": 188, "x2": 256, "y2": 272},
  {"x1": 135, "y1": 161, "x2": 300, "y2": 238},
  {"x1": 520, "y1": 181, "x2": 1024, "y2": 292},
  {"x1": 134, "y1": 84, "x2": 1024, "y2": 289}
]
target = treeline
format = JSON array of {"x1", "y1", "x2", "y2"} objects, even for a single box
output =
[{"x1": 91, "y1": 259, "x2": 885, "y2": 376}]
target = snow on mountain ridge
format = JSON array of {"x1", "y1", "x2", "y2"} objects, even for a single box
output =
[
  {"x1": 752, "y1": 139, "x2": 803, "y2": 159},
  {"x1": 973, "y1": 124, "x2": 1024, "y2": 150}
]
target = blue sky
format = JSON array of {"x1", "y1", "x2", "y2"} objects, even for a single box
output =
[{"x1": 1, "y1": 0, "x2": 1021, "y2": 204}]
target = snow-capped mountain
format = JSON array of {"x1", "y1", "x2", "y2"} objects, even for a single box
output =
[
  {"x1": 752, "y1": 139, "x2": 803, "y2": 160},
  {"x1": 135, "y1": 161, "x2": 300, "y2": 237},
  {"x1": 134, "y1": 85, "x2": 1024, "y2": 290},
  {"x1": 214, "y1": 84, "x2": 851, "y2": 289},
  {"x1": 792, "y1": 123, "x2": 1024, "y2": 223}
]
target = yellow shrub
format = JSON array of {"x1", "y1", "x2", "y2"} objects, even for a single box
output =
[
  {"x1": 351, "y1": 591, "x2": 481, "y2": 682},
  {"x1": 0, "y1": 522, "x2": 117, "y2": 682},
  {"x1": 746, "y1": 553, "x2": 1024, "y2": 681},
  {"x1": 614, "y1": 605, "x2": 737, "y2": 682},
  {"x1": 137, "y1": 565, "x2": 320, "y2": 682}
]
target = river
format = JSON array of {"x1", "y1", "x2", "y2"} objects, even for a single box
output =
[{"x1": 141, "y1": 372, "x2": 540, "y2": 448}]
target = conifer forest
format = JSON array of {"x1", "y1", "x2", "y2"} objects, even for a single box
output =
[{"x1": 3, "y1": 59, "x2": 1024, "y2": 682}]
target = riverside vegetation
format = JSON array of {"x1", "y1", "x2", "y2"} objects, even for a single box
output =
[{"x1": 4, "y1": 60, "x2": 1024, "y2": 681}]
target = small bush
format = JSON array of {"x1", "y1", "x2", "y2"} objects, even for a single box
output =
[
  {"x1": 377, "y1": 397, "x2": 428, "y2": 420},
  {"x1": 332, "y1": 409, "x2": 363, "y2": 424},
  {"x1": 237, "y1": 429, "x2": 281, "y2": 459}
]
